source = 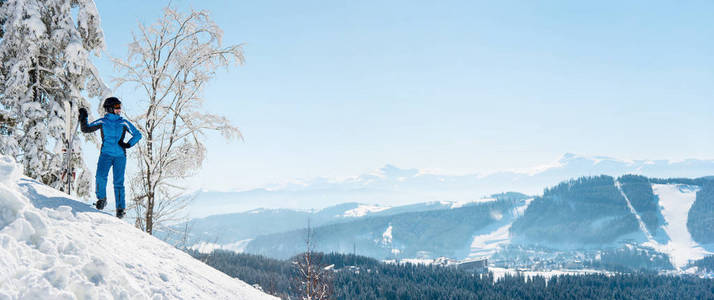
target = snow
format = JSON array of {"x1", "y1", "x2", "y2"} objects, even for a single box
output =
[
  {"x1": 649, "y1": 184, "x2": 711, "y2": 269},
  {"x1": 468, "y1": 198, "x2": 533, "y2": 259},
  {"x1": 0, "y1": 0, "x2": 106, "y2": 197},
  {"x1": 381, "y1": 224, "x2": 393, "y2": 245},
  {"x1": 514, "y1": 198, "x2": 533, "y2": 216},
  {"x1": 469, "y1": 223, "x2": 512, "y2": 258},
  {"x1": 383, "y1": 258, "x2": 452, "y2": 266},
  {"x1": 488, "y1": 267, "x2": 608, "y2": 282},
  {"x1": 0, "y1": 156, "x2": 275, "y2": 299},
  {"x1": 342, "y1": 204, "x2": 390, "y2": 217},
  {"x1": 385, "y1": 258, "x2": 609, "y2": 282}
]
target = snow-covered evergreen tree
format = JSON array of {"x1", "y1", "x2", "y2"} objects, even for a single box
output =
[{"x1": 0, "y1": 0, "x2": 109, "y2": 196}]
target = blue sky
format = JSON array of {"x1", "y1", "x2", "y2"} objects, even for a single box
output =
[{"x1": 87, "y1": 1, "x2": 714, "y2": 191}]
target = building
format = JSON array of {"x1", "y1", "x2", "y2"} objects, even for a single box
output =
[{"x1": 456, "y1": 258, "x2": 488, "y2": 273}]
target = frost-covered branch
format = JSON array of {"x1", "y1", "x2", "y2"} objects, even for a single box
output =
[{"x1": 114, "y1": 6, "x2": 244, "y2": 235}]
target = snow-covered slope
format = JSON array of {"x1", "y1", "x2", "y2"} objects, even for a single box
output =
[
  {"x1": 649, "y1": 184, "x2": 711, "y2": 269},
  {"x1": 342, "y1": 204, "x2": 391, "y2": 217},
  {"x1": 0, "y1": 157, "x2": 275, "y2": 299},
  {"x1": 468, "y1": 198, "x2": 533, "y2": 259}
]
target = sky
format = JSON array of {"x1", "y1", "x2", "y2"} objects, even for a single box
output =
[{"x1": 86, "y1": 0, "x2": 714, "y2": 191}]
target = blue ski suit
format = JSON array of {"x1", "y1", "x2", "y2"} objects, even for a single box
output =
[{"x1": 80, "y1": 113, "x2": 142, "y2": 209}]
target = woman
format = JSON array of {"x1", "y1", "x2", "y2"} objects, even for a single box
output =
[{"x1": 78, "y1": 97, "x2": 142, "y2": 219}]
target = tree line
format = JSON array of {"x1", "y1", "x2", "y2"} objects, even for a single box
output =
[{"x1": 189, "y1": 250, "x2": 714, "y2": 299}]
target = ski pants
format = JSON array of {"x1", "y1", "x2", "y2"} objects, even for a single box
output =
[{"x1": 96, "y1": 153, "x2": 126, "y2": 209}]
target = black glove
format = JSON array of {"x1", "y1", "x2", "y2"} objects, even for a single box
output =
[
  {"x1": 119, "y1": 141, "x2": 131, "y2": 149},
  {"x1": 78, "y1": 108, "x2": 88, "y2": 121}
]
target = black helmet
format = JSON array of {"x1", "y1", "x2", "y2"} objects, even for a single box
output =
[{"x1": 103, "y1": 97, "x2": 122, "y2": 114}]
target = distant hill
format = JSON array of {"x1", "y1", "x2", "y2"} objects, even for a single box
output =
[
  {"x1": 168, "y1": 193, "x2": 526, "y2": 248},
  {"x1": 202, "y1": 175, "x2": 714, "y2": 273},
  {"x1": 510, "y1": 175, "x2": 639, "y2": 245},
  {"x1": 244, "y1": 195, "x2": 531, "y2": 259}
]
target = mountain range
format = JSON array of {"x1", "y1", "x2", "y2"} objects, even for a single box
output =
[
  {"x1": 186, "y1": 153, "x2": 714, "y2": 218},
  {"x1": 184, "y1": 174, "x2": 714, "y2": 274},
  {"x1": 177, "y1": 192, "x2": 523, "y2": 246}
]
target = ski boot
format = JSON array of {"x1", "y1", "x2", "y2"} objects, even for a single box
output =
[
  {"x1": 95, "y1": 198, "x2": 107, "y2": 210},
  {"x1": 116, "y1": 208, "x2": 125, "y2": 219}
]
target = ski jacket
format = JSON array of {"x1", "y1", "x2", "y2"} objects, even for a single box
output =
[{"x1": 81, "y1": 113, "x2": 142, "y2": 157}]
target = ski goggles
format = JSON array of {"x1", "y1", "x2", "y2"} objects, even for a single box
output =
[{"x1": 112, "y1": 104, "x2": 121, "y2": 110}]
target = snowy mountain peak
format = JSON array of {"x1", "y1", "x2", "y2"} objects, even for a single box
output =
[
  {"x1": 377, "y1": 164, "x2": 419, "y2": 179},
  {"x1": 553, "y1": 153, "x2": 631, "y2": 167},
  {"x1": 0, "y1": 156, "x2": 274, "y2": 299},
  {"x1": 558, "y1": 152, "x2": 580, "y2": 162},
  {"x1": 189, "y1": 153, "x2": 714, "y2": 217}
]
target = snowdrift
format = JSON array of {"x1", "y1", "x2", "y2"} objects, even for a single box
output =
[{"x1": 0, "y1": 156, "x2": 275, "y2": 299}]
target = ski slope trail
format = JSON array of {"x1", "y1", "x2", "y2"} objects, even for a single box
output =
[
  {"x1": 0, "y1": 156, "x2": 275, "y2": 299},
  {"x1": 651, "y1": 184, "x2": 711, "y2": 270},
  {"x1": 468, "y1": 198, "x2": 533, "y2": 259},
  {"x1": 614, "y1": 180, "x2": 655, "y2": 243}
]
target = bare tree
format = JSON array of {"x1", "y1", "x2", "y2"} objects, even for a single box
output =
[
  {"x1": 112, "y1": 6, "x2": 244, "y2": 234},
  {"x1": 292, "y1": 219, "x2": 333, "y2": 300},
  {"x1": 161, "y1": 219, "x2": 194, "y2": 250}
]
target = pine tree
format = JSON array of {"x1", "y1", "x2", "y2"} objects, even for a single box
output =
[{"x1": 0, "y1": 0, "x2": 108, "y2": 196}]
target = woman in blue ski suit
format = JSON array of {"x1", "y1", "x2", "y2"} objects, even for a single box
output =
[{"x1": 78, "y1": 97, "x2": 142, "y2": 219}]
